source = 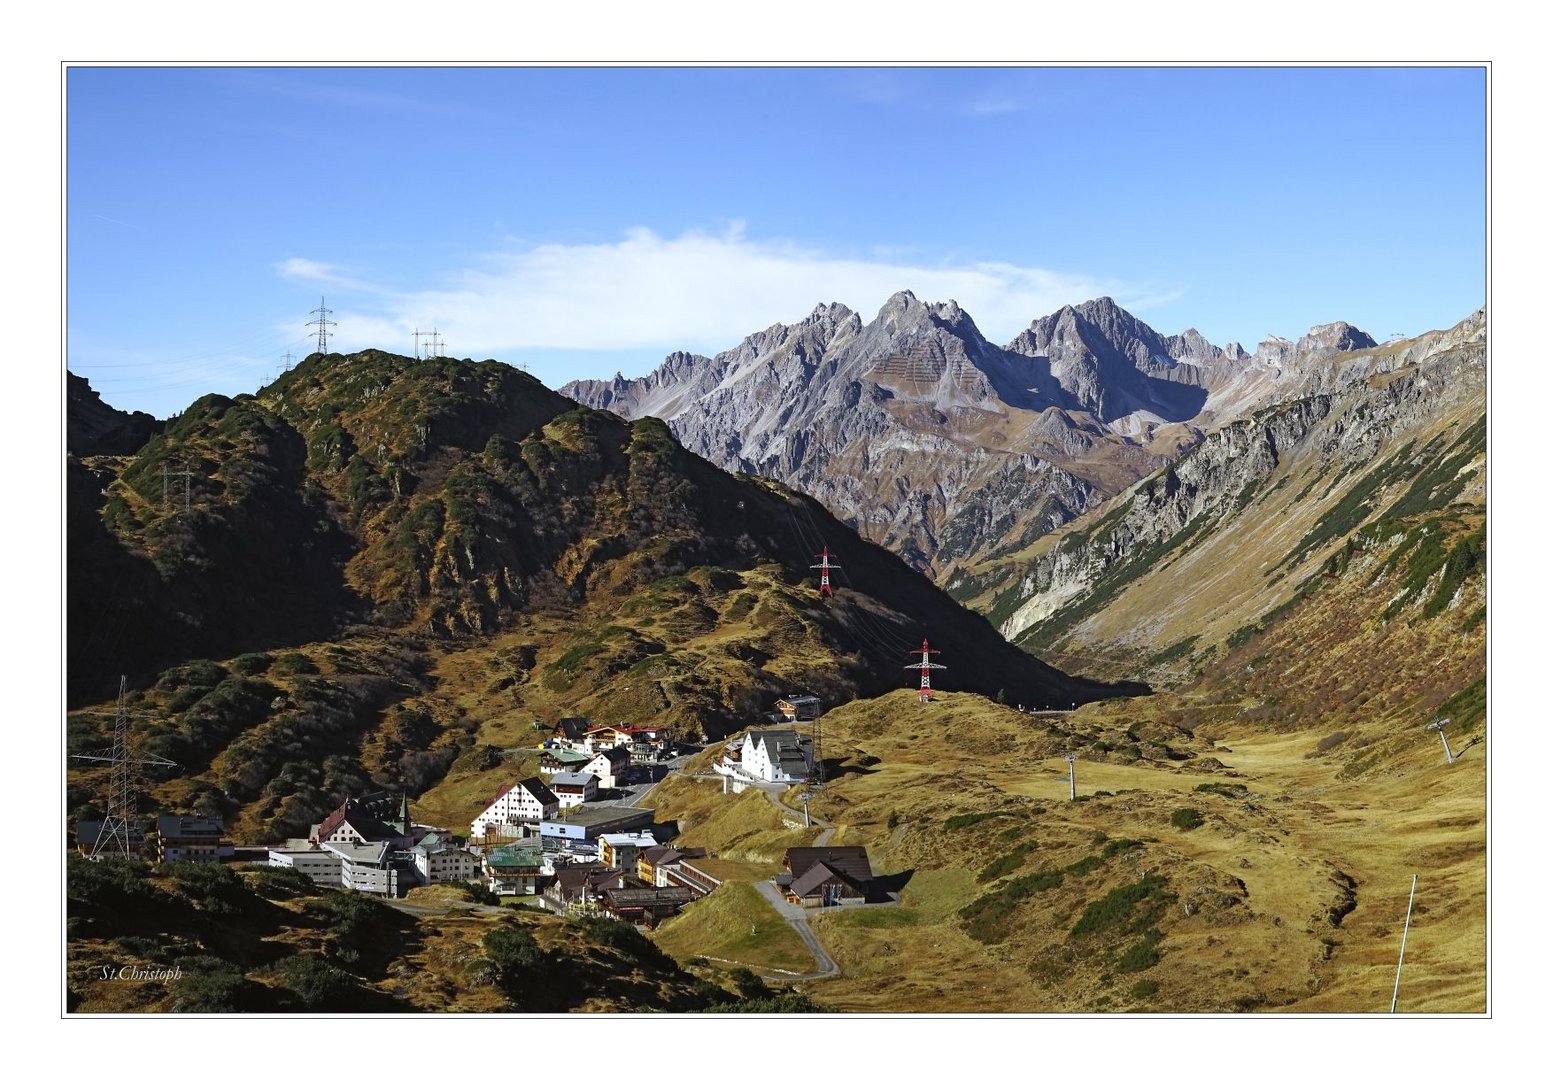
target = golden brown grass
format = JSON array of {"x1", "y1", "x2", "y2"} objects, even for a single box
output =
[
  {"x1": 722, "y1": 687, "x2": 1486, "y2": 1013},
  {"x1": 652, "y1": 882, "x2": 813, "y2": 974}
]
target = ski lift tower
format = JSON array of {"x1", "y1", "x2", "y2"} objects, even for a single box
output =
[
  {"x1": 1426, "y1": 717, "x2": 1456, "y2": 764},
  {"x1": 906, "y1": 639, "x2": 946, "y2": 704}
]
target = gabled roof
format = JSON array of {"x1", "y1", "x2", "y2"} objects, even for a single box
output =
[
  {"x1": 549, "y1": 864, "x2": 625, "y2": 900},
  {"x1": 742, "y1": 729, "x2": 810, "y2": 777},
  {"x1": 746, "y1": 729, "x2": 808, "y2": 762},
  {"x1": 784, "y1": 846, "x2": 873, "y2": 883},
  {"x1": 550, "y1": 770, "x2": 595, "y2": 787},
  {"x1": 601, "y1": 887, "x2": 693, "y2": 907},
  {"x1": 745, "y1": 728, "x2": 801, "y2": 750},
  {"x1": 481, "y1": 782, "x2": 516, "y2": 813},
  {"x1": 481, "y1": 776, "x2": 558, "y2": 814},
  {"x1": 788, "y1": 861, "x2": 847, "y2": 897},
  {"x1": 516, "y1": 776, "x2": 559, "y2": 805},
  {"x1": 551, "y1": 717, "x2": 591, "y2": 741},
  {"x1": 590, "y1": 746, "x2": 630, "y2": 766},
  {"x1": 317, "y1": 800, "x2": 402, "y2": 843},
  {"x1": 639, "y1": 845, "x2": 686, "y2": 868}
]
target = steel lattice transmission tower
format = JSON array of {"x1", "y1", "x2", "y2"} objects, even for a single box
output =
[
  {"x1": 811, "y1": 545, "x2": 840, "y2": 598},
  {"x1": 70, "y1": 676, "x2": 177, "y2": 860},
  {"x1": 306, "y1": 297, "x2": 336, "y2": 355},
  {"x1": 906, "y1": 638, "x2": 946, "y2": 703}
]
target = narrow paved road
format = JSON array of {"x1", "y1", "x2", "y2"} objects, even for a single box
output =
[
  {"x1": 613, "y1": 747, "x2": 699, "y2": 807},
  {"x1": 752, "y1": 880, "x2": 840, "y2": 980}
]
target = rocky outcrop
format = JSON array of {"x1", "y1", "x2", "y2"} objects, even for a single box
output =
[{"x1": 68, "y1": 372, "x2": 163, "y2": 456}]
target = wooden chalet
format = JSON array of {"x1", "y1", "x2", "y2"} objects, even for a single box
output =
[
  {"x1": 600, "y1": 886, "x2": 694, "y2": 927},
  {"x1": 777, "y1": 846, "x2": 875, "y2": 907},
  {"x1": 544, "y1": 864, "x2": 628, "y2": 914},
  {"x1": 776, "y1": 695, "x2": 823, "y2": 720}
]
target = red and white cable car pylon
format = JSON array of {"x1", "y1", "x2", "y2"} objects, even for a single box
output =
[
  {"x1": 906, "y1": 638, "x2": 946, "y2": 703},
  {"x1": 811, "y1": 545, "x2": 840, "y2": 598}
]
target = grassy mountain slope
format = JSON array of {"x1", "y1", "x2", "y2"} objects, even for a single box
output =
[
  {"x1": 641, "y1": 688, "x2": 1483, "y2": 1012},
  {"x1": 67, "y1": 352, "x2": 1137, "y2": 844}
]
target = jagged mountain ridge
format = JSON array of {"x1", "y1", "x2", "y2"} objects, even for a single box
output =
[
  {"x1": 945, "y1": 308, "x2": 1485, "y2": 684},
  {"x1": 564, "y1": 293, "x2": 1379, "y2": 576}
]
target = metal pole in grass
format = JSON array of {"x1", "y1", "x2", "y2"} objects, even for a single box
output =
[
  {"x1": 1426, "y1": 718, "x2": 1456, "y2": 764},
  {"x1": 1064, "y1": 754, "x2": 1077, "y2": 801},
  {"x1": 1390, "y1": 874, "x2": 1419, "y2": 1013}
]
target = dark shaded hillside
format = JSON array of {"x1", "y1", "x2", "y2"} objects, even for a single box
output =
[
  {"x1": 66, "y1": 857, "x2": 741, "y2": 1013},
  {"x1": 67, "y1": 371, "x2": 162, "y2": 455},
  {"x1": 69, "y1": 393, "x2": 360, "y2": 704},
  {"x1": 68, "y1": 350, "x2": 1141, "y2": 717}
]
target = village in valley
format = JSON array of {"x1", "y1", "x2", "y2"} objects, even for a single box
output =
[{"x1": 75, "y1": 689, "x2": 888, "y2": 964}]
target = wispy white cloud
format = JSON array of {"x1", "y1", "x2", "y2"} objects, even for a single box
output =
[
  {"x1": 288, "y1": 225, "x2": 1177, "y2": 366},
  {"x1": 965, "y1": 94, "x2": 1027, "y2": 116},
  {"x1": 276, "y1": 257, "x2": 381, "y2": 293}
]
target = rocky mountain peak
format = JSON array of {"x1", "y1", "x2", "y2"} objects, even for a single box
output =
[
  {"x1": 1297, "y1": 321, "x2": 1377, "y2": 356},
  {"x1": 1169, "y1": 328, "x2": 1221, "y2": 364},
  {"x1": 1254, "y1": 321, "x2": 1376, "y2": 370},
  {"x1": 1254, "y1": 336, "x2": 1296, "y2": 367},
  {"x1": 931, "y1": 298, "x2": 965, "y2": 321},
  {"x1": 809, "y1": 300, "x2": 859, "y2": 325}
]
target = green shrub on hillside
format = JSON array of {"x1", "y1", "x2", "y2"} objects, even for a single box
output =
[
  {"x1": 1070, "y1": 876, "x2": 1172, "y2": 939},
  {"x1": 977, "y1": 841, "x2": 1040, "y2": 883},
  {"x1": 484, "y1": 925, "x2": 550, "y2": 982},
  {"x1": 1171, "y1": 808, "x2": 1204, "y2": 830},
  {"x1": 277, "y1": 954, "x2": 357, "y2": 1010},
  {"x1": 170, "y1": 955, "x2": 271, "y2": 1013},
  {"x1": 271, "y1": 652, "x2": 319, "y2": 676},
  {"x1": 231, "y1": 652, "x2": 273, "y2": 675},
  {"x1": 702, "y1": 990, "x2": 835, "y2": 1013},
  {"x1": 155, "y1": 659, "x2": 227, "y2": 692},
  {"x1": 944, "y1": 810, "x2": 1020, "y2": 831},
  {"x1": 168, "y1": 861, "x2": 249, "y2": 917},
  {"x1": 1116, "y1": 929, "x2": 1164, "y2": 972}
]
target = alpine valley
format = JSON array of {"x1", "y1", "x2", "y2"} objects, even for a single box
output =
[{"x1": 65, "y1": 293, "x2": 1486, "y2": 1014}]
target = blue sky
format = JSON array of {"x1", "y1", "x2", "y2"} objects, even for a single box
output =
[{"x1": 66, "y1": 65, "x2": 1486, "y2": 418}]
